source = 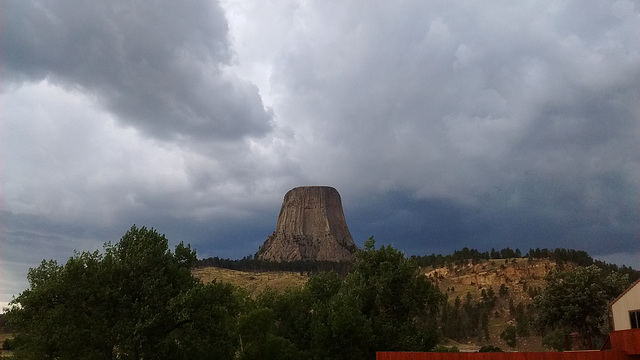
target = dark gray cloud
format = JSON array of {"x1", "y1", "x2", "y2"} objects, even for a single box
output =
[
  {"x1": 3, "y1": 0, "x2": 272, "y2": 140},
  {"x1": 2, "y1": 0, "x2": 639, "y2": 309},
  {"x1": 261, "y1": 0, "x2": 639, "y2": 258}
]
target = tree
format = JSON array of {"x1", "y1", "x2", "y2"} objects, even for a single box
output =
[
  {"x1": 343, "y1": 237, "x2": 445, "y2": 353},
  {"x1": 237, "y1": 308, "x2": 302, "y2": 360},
  {"x1": 500, "y1": 325, "x2": 517, "y2": 348},
  {"x1": 535, "y1": 264, "x2": 629, "y2": 346},
  {"x1": 6, "y1": 225, "x2": 240, "y2": 360},
  {"x1": 478, "y1": 345, "x2": 503, "y2": 352},
  {"x1": 513, "y1": 302, "x2": 530, "y2": 337},
  {"x1": 542, "y1": 328, "x2": 566, "y2": 352},
  {"x1": 162, "y1": 280, "x2": 241, "y2": 360},
  {"x1": 258, "y1": 237, "x2": 445, "y2": 359},
  {"x1": 500, "y1": 248, "x2": 516, "y2": 259}
]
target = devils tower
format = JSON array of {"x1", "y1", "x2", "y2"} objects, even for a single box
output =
[{"x1": 256, "y1": 186, "x2": 357, "y2": 262}]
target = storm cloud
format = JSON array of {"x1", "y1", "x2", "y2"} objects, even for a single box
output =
[
  {"x1": 3, "y1": 0, "x2": 272, "y2": 140},
  {"x1": 2, "y1": 0, "x2": 639, "y2": 309}
]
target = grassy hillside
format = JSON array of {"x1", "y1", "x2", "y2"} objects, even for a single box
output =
[{"x1": 192, "y1": 267, "x2": 308, "y2": 297}]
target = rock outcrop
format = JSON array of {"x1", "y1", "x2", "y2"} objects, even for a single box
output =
[{"x1": 256, "y1": 186, "x2": 357, "y2": 262}]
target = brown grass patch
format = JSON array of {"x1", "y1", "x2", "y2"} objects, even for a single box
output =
[{"x1": 192, "y1": 267, "x2": 308, "y2": 297}]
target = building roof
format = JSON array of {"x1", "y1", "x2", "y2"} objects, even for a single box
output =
[{"x1": 610, "y1": 277, "x2": 640, "y2": 309}]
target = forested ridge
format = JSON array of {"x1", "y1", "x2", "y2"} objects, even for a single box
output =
[
  {"x1": 2, "y1": 226, "x2": 637, "y2": 358},
  {"x1": 198, "y1": 246, "x2": 639, "y2": 282}
]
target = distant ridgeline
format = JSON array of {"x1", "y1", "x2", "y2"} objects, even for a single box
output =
[
  {"x1": 197, "y1": 247, "x2": 639, "y2": 281},
  {"x1": 410, "y1": 247, "x2": 640, "y2": 281}
]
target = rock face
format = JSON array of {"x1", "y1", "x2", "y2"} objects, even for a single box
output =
[{"x1": 256, "y1": 186, "x2": 357, "y2": 262}]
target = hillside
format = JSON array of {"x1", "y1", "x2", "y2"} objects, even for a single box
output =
[
  {"x1": 193, "y1": 258, "x2": 557, "y2": 351},
  {"x1": 192, "y1": 267, "x2": 308, "y2": 297},
  {"x1": 193, "y1": 256, "x2": 634, "y2": 352},
  {"x1": 425, "y1": 258, "x2": 556, "y2": 351}
]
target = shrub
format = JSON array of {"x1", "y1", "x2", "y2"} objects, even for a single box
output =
[
  {"x1": 542, "y1": 329, "x2": 565, "y2": 352},
  {"x1": 478, "y1": 345, "x2": 503, "y2": 352},
  {"x1": 2, "y1": 338, "x2": 14, "y2": 351},
  {"x1": 500, "y1": 325, "x2": 517, "y2": 348},
  {"x1": 432, "y1": 345, "x2": 460, "y2": 352}
]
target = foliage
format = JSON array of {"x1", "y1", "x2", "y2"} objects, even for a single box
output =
[
  {"x1": 2, "y1": 338, "x2": 15, "y2": 351},
  {"x1": 237, "y1": 307, "x2": 302, "y2": 360},
  {"x1": 500, "y1": 325, "x2": 517, "y2": 348},
  {"x1": 527, "y1": 248, "x2": 639, "y2": 282},
  {"x1": 413, "y1": 246, "x2": 638, "y2": 283},
  {"x1": 534, "y1": 264, "x2": 629, "y2": 342},
  {"x1": 431, "y1": 345, "x2": 460, "y2": 352},
  {"x1": 6, "y1": 226, "x2": 239, "y2": 360},
  {"x1": 542, "y1": 328, "x2": 566, "y2": 352},
  {"x1": 347, "y1": 237, "x2": 445, "y2": 351},
  {"x1": 440, "y1": 287, "x2": 494, "y2": 341},
  {"x1": 508, "y1": 300, "x2": 530, "y2": 337},
  {"x1": 478, "y1": 345, "x2": 503, "y2": 352},
  {"x1": 8, "y1": 226, "x2": 637, "y2": 358},
  {"x1": 197, "y1": 256, "x2": 352, "y2": 275},
  {"x1": 202, "y1": 246, "x2": 640, "y2": 284},
  {"x1": 257, "y1": 237, "x2": 445, "y2": 359}
]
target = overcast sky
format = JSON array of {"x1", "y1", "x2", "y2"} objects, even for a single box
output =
[{"x1": 2, "y1": 0, "x2": 639, "y2": 310}]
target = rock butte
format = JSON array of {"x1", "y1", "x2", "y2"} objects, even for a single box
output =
[{"x1": 256, "y1": 186, "x2": 357, "y2": 262}]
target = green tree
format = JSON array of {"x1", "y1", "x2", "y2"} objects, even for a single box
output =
[
  {"x1": 256, "y1": 287, "x2": 314, "y2": 352},
  {"x1": 310, "y1": 291, "x2": 374, "y2": 360},
  {"x1": 162, "y1": 280, "x2": 241, "y2": 360},
  {"x1": 237, "y1": 308, "x2": 302, "y2": 360},
  {"x1": 480, "y1": 308, "x2": 490, "y2": 340},
  {"x1": 500, "y1": 325, "x2": 517, "y2": 348},
  {"x1": 258, "y1": 237, "x2": 445, "y2": 359},
  {"x1": 343, "y1": 237, "x2": 445, "y2": 352},
  {"x1": 513, "y1": 302, "x2": 530, "y2": 337},
  {"x1": 441, "y1": 295, "x2": 466, "y2": 341},
  {"x1": 499, "y1": 284, "x2": 509, "y2": 297},
  {"x1": 542, "y1": 328, "x2": 566, "y2": 351},
  {"x1": 535, "y1": 264, "x2": 629, "y2": 345},
  {"x1": 478, "y1": 345, "x2": 503, "y2": 352},
  {"x1": 6, "y1": 225, "x2": 240, "y2": 360}
]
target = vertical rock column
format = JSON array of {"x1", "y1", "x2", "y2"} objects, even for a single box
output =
[{"x1": 256, "y1": 186, "x2": 356, "y2": 262}]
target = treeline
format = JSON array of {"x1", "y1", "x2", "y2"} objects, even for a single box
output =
[
  {"x1": 439, "y1": 282, "x2": 536, "y2": 348},
  {"x1": 411, "y1": 247, "x2": 639, "y2": 281},
  {"x1": 198, "y1": 246, "x2": 639, "y2": 282},
  {"x1": 441, "y1": 287, "x2": 498, "y2": 341},
  {"x1": 5, "y1": 226, "x2": 638, "y2": 357},
  {"x1": 197, "y1": 255, "x2": 351, "y2": 275},
  {"x1": 200, "y1": 246, "x2": 638, "y2": 280},
  {"x1": 5, "y1": 229, "x2": 445, "y2": 360}
]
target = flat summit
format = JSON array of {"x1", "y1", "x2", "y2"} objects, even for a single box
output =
[{"x1": 256, "y1": 186, "x2": 357, "y2": 262}]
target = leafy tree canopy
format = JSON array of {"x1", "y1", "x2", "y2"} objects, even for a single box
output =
[
  {"x1": 257, "y1": 237, "x2": 445, "y2": 359},
  {"x1": 6, "y1": 225, "x2": 239, "y2": 360},
  {"x1": 535, "y1": 264, "x2": 630, "y2": 342}
]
